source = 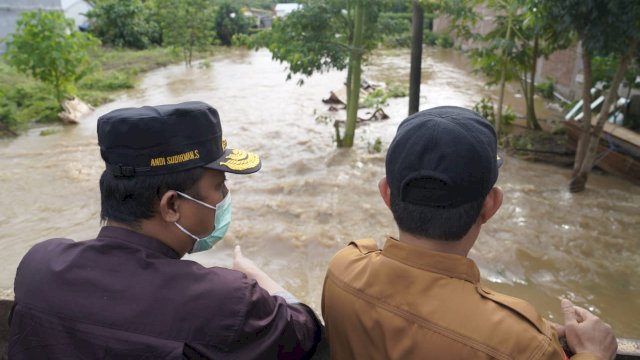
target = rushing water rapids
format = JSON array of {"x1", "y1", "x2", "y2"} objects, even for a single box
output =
[{"x1": 0, "y1": 48, "x2": 638, "y2": 338}]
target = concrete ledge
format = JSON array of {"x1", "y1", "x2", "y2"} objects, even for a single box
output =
[
  {"x1": 619, "y1": 338, "x2": 640, "y2": 359},
  {"x1": 1, "y1": 298, "x2": 11, "y2": 360},
  {"x1": 0, "y1": 295, "x2": 637, "y2": 359}
]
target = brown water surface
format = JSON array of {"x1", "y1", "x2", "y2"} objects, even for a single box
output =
[{"x1": 1, "y1": 48, "x2": 638, "y2": 337}]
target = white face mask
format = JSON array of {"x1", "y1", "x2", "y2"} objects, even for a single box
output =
[{"x1": 173, "y1": 191, "x2": 232, "y2": 253}]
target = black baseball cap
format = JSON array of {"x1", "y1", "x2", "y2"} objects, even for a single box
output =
[
  {"x1": 386, "y1": 106, "x2": 502, "y2": 208},
  {"x1": 98, "y1": 101, "x2": 261, "y2": 177}
]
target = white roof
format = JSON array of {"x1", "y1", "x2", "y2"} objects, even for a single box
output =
[{"x1": 275, "y1": 3, "x2": 302, "y2": 16}]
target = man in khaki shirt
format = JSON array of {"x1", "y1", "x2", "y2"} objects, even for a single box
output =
[{"x1": 322, "y1": 106, "x2": 617, "y2": 360}]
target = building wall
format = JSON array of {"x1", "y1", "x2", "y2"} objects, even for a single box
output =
[
  {"x1": 432, "y1": 10, "x2": 582, "y2": 101},
  {"x1": 61, "y1": 0, "x2": 91, "y2": 28},
  {"x1": 537, "y1": 44, "x2": 582, "y2": 101},
  {"x1": 0, "y1": 0, "x2": 62, "y2": 53}
]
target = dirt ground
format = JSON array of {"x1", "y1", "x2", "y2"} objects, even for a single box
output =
[{"x1": 502, "y1": 115, "x2": 577, "y2": 168}]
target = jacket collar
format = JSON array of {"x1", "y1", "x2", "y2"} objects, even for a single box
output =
[
  {"x1": 97, "y1": 226, "x2": 181, "y2": 259},
  {"x1": 382, "y1": 236, "x2": 480, "y2": 284}
]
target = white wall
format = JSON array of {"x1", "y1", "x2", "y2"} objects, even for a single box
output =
[
  {"x1": 0, "y1": 0, "x2": 91, "y2": 53},
  {"x1": 61, "y1": 0, "x2": 91, "y2": 28}
]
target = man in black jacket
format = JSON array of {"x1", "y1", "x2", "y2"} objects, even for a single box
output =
[{"x1": 9, "y1": 101, "x2": 322, "y2": 359}]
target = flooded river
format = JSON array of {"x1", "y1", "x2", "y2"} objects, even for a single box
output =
[{"x1": 1, "y1": 48, "x2": 638, "y2": 338}]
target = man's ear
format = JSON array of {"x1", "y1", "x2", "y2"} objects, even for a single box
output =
[
  {"x1": 479, "y1": 186, "x2": 503, "y2": 224},
  {"x1": 159, "y1": 190, "x2": 180, "y2": 223},
  {"x1": 378, "y1": 177, "x2": 392, "y2": 209}
]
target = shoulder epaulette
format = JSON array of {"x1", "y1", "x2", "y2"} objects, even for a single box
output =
[
  {"x1": 349, "y1": 239, "x2": 379, "y2": 254},
  {"x1": 477, "y1": 285, "x2": 550, "y2": 337}
]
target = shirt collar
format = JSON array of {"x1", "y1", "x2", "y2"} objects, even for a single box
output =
[
  {"x1": 97, "y1": 226, "x2": 181, "y2": 259},
  {"x1": 381, "y1": 236, "x2": 480, "y2": 284}
]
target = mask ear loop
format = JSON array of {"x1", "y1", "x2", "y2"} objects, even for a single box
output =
[
  {"x1": 173, "y1": 190, "x2": 229, "y2": 253},
  {"x1": 174, "y1": 222, "x2": 199, "y2": 241},
  {"x1": 175, "y1": 191, "x2": 217, "y2": 210}
]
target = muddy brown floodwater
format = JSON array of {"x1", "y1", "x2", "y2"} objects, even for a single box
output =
[{"x1": 1, "y1": 48, "x2": 638, "y2": 338}]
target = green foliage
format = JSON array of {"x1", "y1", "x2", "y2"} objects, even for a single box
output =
[
  {"x1": 244, "y1": 0, "x2": 277, "y2": 11},
  {"x1": 381, "y1": 0, "x2": 412, "y2": 13},
  {"x1": 215, "y1": 2, "x2": 251, "y2": 46},
  {"x1": 258, "y1": 0, "x2": 386, "y2": 142},
  {"x1": 387, "y1": 83, "x2": 409, "y2": 97},
  {"x1": 0, "y1": 60, "x2": 59, "y2": 133},
  {"x1": 360, "y1": 85, "x2": 407, "y2": 107},
  {"x1": 153, "y1": 0, "x2": 215, "y2": 66},
  {"x1": 444, "y1": 0, "x2": 568, "y2": 130},
  {"x1": 0, "y1": 92, "x2": 20, "y2": 133},
  {"x1": 473, "y1": 96, "x2": 515, "y2": 126},
  {"x1": 231, "y1": 33, "x2": 252, "y2": 47},
  {"x1": 263, "y1": 4, "x2": 349, "y2": 79},
  {"x1": 539, "y1": 0, "x2": 640, "y2": 57},
  {"x1": 378, "y1": 12, "x2": 412, "y2": 47},
  {"x1": 535, "y1": 77, "x2": 555, "y2": 99},
  {"x1": 469, "y1": 45, "x2": 518, "y2": 86},
  {"x1": 86, "y1": 0, "x2": 159, "y2": 49},
  {"x1": 502, "y1": 106, "x2": 516, "y2": 125},
  {"x1": 434, "y1": 33, "x2": 453, "y2": 48},
  {"x1": 40, "y1": 128, "x2": 62, "y2": 136},
  {"x1": 368, "y1": 137, "x2": 383, "y2": 153},
  {"x1": 1, "y1": 47, "x2": 184, "y2": 135},
  {"x1": 3, "y1": 83, "x2": 60, "y2": 124},
  {"x1": 592, "y1": 54, "x2": 640, "y2": 92},
  {"x1": 93, "y1": 47, "x2": 182, "y2": 72},
  {"x1": 473, "y1": 97, "x2": 496, "y2": 124},
  {"x1": 261, "y1": 0, "x2": 383, "y2": 80},
  {"x1": 79, "y1": 71, "x2": 134, "y2": 91},
  {"x1": 360, "y1": 88, "x2": 389, "y2": 108},
  {"x1": 3, "y1": 10, "x2": 100, "y2": 106}
]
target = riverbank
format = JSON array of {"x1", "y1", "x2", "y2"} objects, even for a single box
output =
[
  {"x1": 502, "y1": 115, "x2": 576, "y2": 167},
  {"x1": 0, "y1": 46, "x2": 220, "y2": 136}
]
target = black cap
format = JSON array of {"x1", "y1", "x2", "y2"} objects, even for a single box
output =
[
  {"x1": 98, "y1": 101, "x2": 261, "y2": 177},
  {"x1": 386, "y1": 106, "x2": 502, "y2": 208}
]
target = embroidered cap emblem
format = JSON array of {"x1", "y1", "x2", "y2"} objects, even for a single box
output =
[{"x1": 220, "y1": 149, "x2": 260, "y2": 171}]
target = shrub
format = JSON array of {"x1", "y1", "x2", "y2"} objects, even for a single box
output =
[
  {"x1": 3, "y1": 10, "x2": 99, "y2": 106},
  {"x1": 535, "y1": 77, "x2": 555, "y2": 99},
  {"x1": 86, "y1": 0, "x2": 159, "y2": 49},
  {"x1": 79, "y1": 71, "x2": 134, "y2": 91},
  {"x1": 215, "y1": 1, "x2": 251, "y2": 46}
]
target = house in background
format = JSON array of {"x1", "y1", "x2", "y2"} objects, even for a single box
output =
[
  {"x1": 61, "y1": 0, "x2": 91, "y2": 30},
  {"x1": 0, "y1": 0, "x2": 92, "y2": 53},
  {"x1": 242, "y1": 6, "x2": 273, "y2": 28},
  {"x1": 274, "y1": 3, "x2": 302, "y2": 18}
]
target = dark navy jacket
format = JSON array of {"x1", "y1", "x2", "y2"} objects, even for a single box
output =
[{"x1": 9, "y1": 226, "x2": 322, "y2": 359}]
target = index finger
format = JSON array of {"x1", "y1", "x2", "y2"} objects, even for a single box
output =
[
  {"x1": 561, "y1": 299, "x2": 579, "y2": 326},
  {"x1": 572, "y1": 305, "x2": 594, "y2": 323},
  {"x1": 234, "y1": 244, "x2": 242, "y2": 259}
]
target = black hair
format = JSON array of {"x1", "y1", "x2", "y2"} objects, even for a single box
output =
[
  {"x1": 99, "y1": 167, "x2": 205, "y2": 228},
  {"x1": 390, "y1": 195, "x2": 485, "y2": 241}
]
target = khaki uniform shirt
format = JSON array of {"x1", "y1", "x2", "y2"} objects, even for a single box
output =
[{"x1": 322, "y1": 237, "x2": 598, "y2": 360}]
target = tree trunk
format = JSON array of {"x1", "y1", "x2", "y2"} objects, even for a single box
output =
[
  {"x1": 571, "y1": 43, "x2": 593, "y2": 177},
  {"x1": 346, "y1": 61, "x2": 352, "y2": 105},
  {"x1": 496, "y1": 63, "x2": 506, "y2": 135},
  {"x1": 408, "y1": 0, "x2": 424, "y2": 116},
  {"x1": 341, "y1": 1, "x2": 365, "y2": 148},
  {"x1": 496, "y1": 15, "x2": 512, "y2": 135},
  {"x1": 526, "y1": 35, "x2": 541, "y2": 130},
  {"x1": 570, "y1": 38, "x2": 639, "y2": 192}
]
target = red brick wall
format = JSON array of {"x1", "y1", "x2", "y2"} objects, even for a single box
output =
[
  {"x1": 539, "y1": 44, "x2": 579, "y2": 89},
  {"x1": 432, "y1": 10, "x2": 582, "y2": 100}
]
